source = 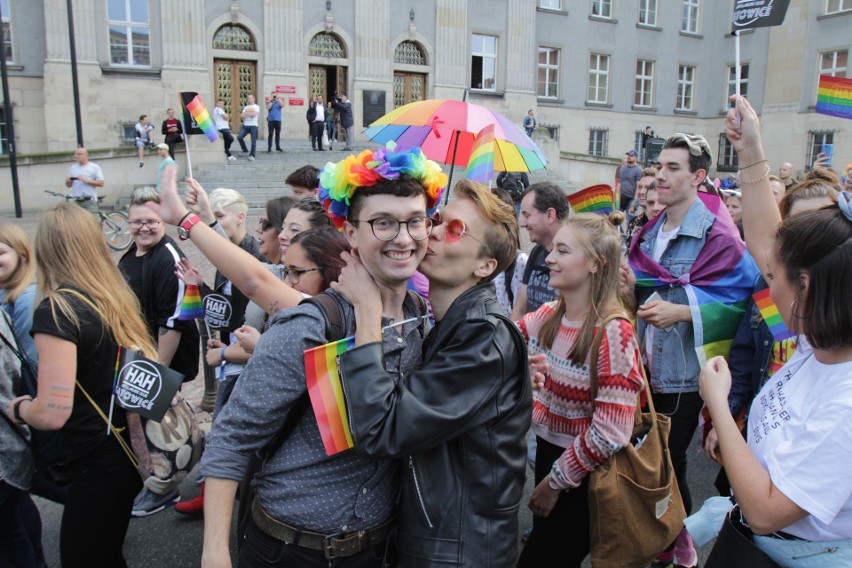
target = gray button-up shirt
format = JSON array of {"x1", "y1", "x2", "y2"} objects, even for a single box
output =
[{"x1": 200, "y1": 290, "x2": 423, "y2": 533}]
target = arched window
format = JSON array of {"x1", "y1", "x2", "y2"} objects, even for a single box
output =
[
  {"x1": 394, "y1": 41, "x2": 426, "y2": 65},
  {"x1": 212, "y1": 24, "x2": 256, "y2": 51},
  {"x1": 308, "y1": 33, "x2": 345, "y2": 58}
]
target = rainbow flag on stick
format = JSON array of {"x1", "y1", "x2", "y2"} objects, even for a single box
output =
[
  {"x1": 180, "y1": 92, "x2": 219, "y2": 142},
  {"x1": 752, "y1": 288, "x2": 794, "y2": 341},
  {"x1": 178, "y1": 284, "x2": 204, "y2": 320},
  {"x1": 465, "y1": 124, "x2": 497, "y2": 182},
  {"x1": 305, "y1": 336, "x2": 357, "y2": 455},
  {"x1": 567, "y1": 184, "x2": 614, "y2": 215},
  {"x1": 815, "y1": 75, "x2": 852, "y2": 120}
]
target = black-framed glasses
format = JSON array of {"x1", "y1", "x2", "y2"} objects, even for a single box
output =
[
  {"x1": 430, "y1": 211, "x2": 483, "y2": 244},
  {"x1": 258, "y1": 217, "x2": 275, "y2": 232},
  {"x1": 349, "y1": 216, "x2": 433, "y2": 242},
  {"x1": 129, "y1": 219, "x2": 161, "y2": 229},
  {"x1": 282, "y1": 266, "x2": 323, "y2": 284}
]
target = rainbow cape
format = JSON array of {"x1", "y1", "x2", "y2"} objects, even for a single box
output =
[
  {"x1": 178, "y1": 284, "x2": 204, "y2": 320},
  {"x1": 180, "y1": 92, "x2": 219, "y2": 142},
  {"x1": 815, "y1": 75, "x2": 852, "y2": 120},
  {"x1": 567, "y1": 184, "x2": 614, "y2": 214},
  {"x1": 752, "y1": 288, "x2": 794, "y2": 341},
  {"x1": 629, "y1": 192, "x2": 760, "y2": 366},
  {"x1": 304, "y1": 336, "x2": 356, "y2": 455}
]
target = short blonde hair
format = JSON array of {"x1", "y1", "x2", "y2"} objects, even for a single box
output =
[
  {"x1": 209, "y1": 188, "x2": 248, "y2": 216},
  {"x1": 130, "y1": 186, "x2": 160, "y2": 206}
]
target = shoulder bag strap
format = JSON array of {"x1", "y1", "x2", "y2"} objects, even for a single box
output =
[{"x1": 0, "y1": 308, "x2": 26, "y2": 364}]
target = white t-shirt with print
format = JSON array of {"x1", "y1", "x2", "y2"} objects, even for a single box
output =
[{"x1": 746, "y1": 337, "x2": 852, "y2": 541}]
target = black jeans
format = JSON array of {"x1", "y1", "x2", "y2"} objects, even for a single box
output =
[
  {"x1": 239, "y1": 516, "x2": 387, "y2": 568},
  {"x1": 267, "y1": 121, "x2": 281, "y2": 150},
  {"x1": 651, "y1": 390, "x2": 704, "y2": 515},
  {"x1": 0, "y1": 482, "x2": 38, "y2": 567},
  {"x1": 220, "y1": 128, "x2": 235, "y2": 157},
  {"x1": 517, "y1": 437, "x2": 590, "y2": 568},
  {"x1": 310, "y1": 121, "x2": 325, "y2": 150},
  {"x1": 60, "y1": 436, "x2": 142, "y2": 568}
]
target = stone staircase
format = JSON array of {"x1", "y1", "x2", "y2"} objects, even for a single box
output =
[{"x1": 188, "y1": 138, "x2": 571, "y2": 216}]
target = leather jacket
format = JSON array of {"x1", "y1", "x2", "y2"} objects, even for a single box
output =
[{"x1": 340, "y1": 283, "x2": 532, "y2": 567}]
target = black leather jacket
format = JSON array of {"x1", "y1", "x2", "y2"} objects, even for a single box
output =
[{"x1": 340, "y1": 283, "x2": 532, "y2": 567}]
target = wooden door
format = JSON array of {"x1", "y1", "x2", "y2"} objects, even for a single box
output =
[
  {"x1": 309, "y1": 65, "x2": 327, "y2": 101},
  {"x1": 393, "y1": 73, "x2": 426, "y2": 108},
  {"x1": 214, "y1": 59, "x2": 257, "y2": 130}
]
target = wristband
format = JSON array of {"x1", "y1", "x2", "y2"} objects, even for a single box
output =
[
  {"x1": 220, "y1": 347, "x2": 227, "y2": 364},
  {"x1": 13, "y1": 398, "x2": 29, "y2": 422}
]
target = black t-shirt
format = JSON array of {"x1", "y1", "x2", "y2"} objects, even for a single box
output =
[
  {"x1": 521, "y1": 244, "x2": 558, "y2": 314},
  {"x1": 31, "y1": 290, "x2": 127, "y2": 461}
]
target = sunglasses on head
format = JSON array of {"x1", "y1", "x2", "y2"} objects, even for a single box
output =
[
  {"x1": 430, "y1": 211, "x2": 483, "y2": 244},
  {"x1": 258, "y1": 217, "x2": 275, "y2": 231}
]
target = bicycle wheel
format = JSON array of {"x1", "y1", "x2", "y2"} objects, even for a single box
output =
[{"x1": 102, "y1": 211, "x2": 133, "y2": 251}]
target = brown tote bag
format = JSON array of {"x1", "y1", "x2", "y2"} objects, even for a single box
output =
[{"x1": 587, "y1": 314, "x2": 687, "y2": 568}]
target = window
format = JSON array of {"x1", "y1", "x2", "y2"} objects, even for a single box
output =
[
  {"x1": 470, "y1": 34, "x2": 497, "y2": 91},
  {"x1": 639, "y1": 0, "x2": 657, "y2": 26},
  {"x1": 807, "y1": 131, "x2": 834, "y2": 168},
  {"x1": 213, "y1": 25, "x2": 256, "y2": 51},
  {"x1": 676, "y1": 65, "x2": 695, "y2": 111},
  {"x1": 727, "y1": 64, "x2": 749, "y2": 107},
  {"x1": 682, "y1": 0, "x2": 699, "y2": 34},
  {"x1": 820, "y1": 50, "x2": 848, "y2": 78},
  {"x1": 394, "y1": 41, "x2": 426, "y2": 65},
  {"x1": 539, "y1": 0, "x2": 562, "y2": 9},
  {"x1": 717, "y1": 133, "x2": 738, "y2": 172},
  {"x1": 634, "y1": 130, "x2": 644, "y2": 160},
  {"x1": 634, "y1": 59, "x2": 655, "y2": 107},
  {"x1": 537, "y1": 47, "x2": 559, "y2": 98},
  {"x1": 107, "y1": 0, "x2": 150, "y2": 66},
  {"x1": 588, "y1": 128, "x2": 608, "y2": 157},
  {"x1": 587, "y1": 53, "x2": 610, "y2": 103},
  {"x1": 826, "y1": 0, "x2": 850, "y2": 14},
  {"x1": 308, "y1": 33, "x2": 345, "y2": 58},
  {"x1": 592, "y1": 0, "x2": 612, "y2": 18},
  {"x1": 1, "y1": 0, "x2": 11, "y2": 63}
]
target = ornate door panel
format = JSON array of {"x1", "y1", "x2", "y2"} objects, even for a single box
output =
[
  {"x1": 309, "y1": 66, "x2": 327, "y2": 101},
  {"x1": 214, "y1": 59, "x2": 257, "y2": 130},
  {"x1": 393, "y1": 73, "x2": 426, "y2": 108}
]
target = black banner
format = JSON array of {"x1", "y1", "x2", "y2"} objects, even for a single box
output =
[
  {"x1": 114, "y1": 348, "x2": 184, "y2": 422},
  {"x1": 732, "y1": 0, "x2": 790, "y2": 32},
  {"x1": 179, "y1": 91, "x2": 204, "y2": 136}
]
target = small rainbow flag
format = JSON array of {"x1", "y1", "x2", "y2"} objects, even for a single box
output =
[
  {"x1": 178, "y1": 284, "x2": 204, "y2": 320},
  {"x1": 304, "y1": 336, "x2": 356, "y2": 455},
  {"x1": 752, "y1": 288, "x2": 794, "y2": 341},
  {"x1": 180, "y1": 92, "x2": 219, "y2": 142},
  {"x1": 815, "y1": 75, "x2": 852, "y2": 120},
  {"x1": 567, "y1": 184, "x2": 614, "y2": 214}
]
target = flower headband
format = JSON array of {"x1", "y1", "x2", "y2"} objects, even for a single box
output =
[{"x1": 317, "y1": 142, "x2": 447, "y2": 229}]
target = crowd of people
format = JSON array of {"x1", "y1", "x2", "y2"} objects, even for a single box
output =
[{"x1": 1, "y1": 96, "x2": 851, "y2": 568}]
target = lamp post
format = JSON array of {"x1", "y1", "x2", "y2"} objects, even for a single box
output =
[
  {"x1": 0, "y1": 1, "x2": 21, "y2": 217},
  {"x1": 66, "y1": 0, "x2": 84, "y2": 147}
]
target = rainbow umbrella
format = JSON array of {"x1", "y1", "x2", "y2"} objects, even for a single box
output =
[
  {"x1": 364, "y1": 99, "x2": 547, "y2": 190},
  {"x1": 465, "y1": 123, "x2": 547, "y2": 182}
]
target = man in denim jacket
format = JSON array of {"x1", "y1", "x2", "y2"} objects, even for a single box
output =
[{"x1": 630, "y1": 134, "x2": 746, "y2": 525}]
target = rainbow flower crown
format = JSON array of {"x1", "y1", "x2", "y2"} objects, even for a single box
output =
[{"x1": 318, "y1": 143, "x2": 447, "y2": 229}]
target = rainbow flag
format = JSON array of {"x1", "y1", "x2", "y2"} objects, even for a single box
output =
[
  {"x1": 465, "y1": 124, "x2": 497, "y2": 182},
  {"x1": 629, "y1": 192, "x2": 761, "y2": 366},
  {"x1": 178, "y1": 284, "x2": 204, "y2": 320},
  {"x1": 179, "y1": 92, "x2": 219, "y2": 142},
  {"x1": 816, "y1": 75, "x2": 852, "y2": 120},
  {"x1": 752, "y1": 288, "x2": 794, "y2": 341},
  {"x1": 304, "y1": 336, "x2": 356, "y2": 455},
  {"x1": 567, "y1": 184, "x2": 614, "y2": 214}
]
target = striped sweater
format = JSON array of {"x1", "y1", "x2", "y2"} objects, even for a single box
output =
[{"x1": 519, "y1": 302, "x2": 644, "y2": 490}]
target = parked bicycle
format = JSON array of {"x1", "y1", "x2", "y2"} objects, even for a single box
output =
[{"x1": 44, "y1": 190, "x2": 133, "y2": 251}]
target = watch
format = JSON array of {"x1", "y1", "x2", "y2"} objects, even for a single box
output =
[{"x1": 177, "y1": 214, "x2": 201, "y2": 241}]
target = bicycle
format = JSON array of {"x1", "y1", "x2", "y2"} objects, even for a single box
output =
[{"x1": 44, "y1": 190, "x2": 133, "y2": 251}]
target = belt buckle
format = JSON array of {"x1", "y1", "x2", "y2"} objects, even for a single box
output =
[{"x1": 322, "y1": 530, "x2": 367, "y2": 560}]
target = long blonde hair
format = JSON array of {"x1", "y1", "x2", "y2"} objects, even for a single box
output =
[
  {"x1": 539, "y1": 212, "x2": 627, "y2": 364},
  {"x1": 0, "y1": 222, "x2": 36, "y2": 303},
  {"x1": 34, "y1": 203, "x2": 157, "y2": 357}
]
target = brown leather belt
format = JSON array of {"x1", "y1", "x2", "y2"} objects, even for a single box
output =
[{"x1": 250, "y1": 498, "x2": 394, "y2": 559}]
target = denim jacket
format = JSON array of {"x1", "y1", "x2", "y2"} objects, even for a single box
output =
[
  {"x1": 634, "y1": 197, "x2": 715, "y2": 393},
  {"x1": 727, "y1": 280, "x2": 774, "y2": 417}
]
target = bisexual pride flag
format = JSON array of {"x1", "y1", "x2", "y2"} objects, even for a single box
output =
[
  {"x1": 815, "y1": 75, "x2": 852, "y2": 121},
  {"x1": 629, "y1": 192, "x2": 761, "y2": 366},
  {"x1": 180, "y1": 92, "x2": 219, "y2": 142},
  {"x1": 567, "y1": 184, "x2": 615, "y2": 215},
  {"x1": 304, "y1": 336, "x2": 357, "y2": 455},
  {"x1": 752, "y1": 288, "x2": 794, "y2": 341}
]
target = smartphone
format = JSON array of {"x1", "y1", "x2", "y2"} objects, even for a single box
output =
[
  {"x1": 68, "y1": 176, "x2": 78, "y2": 181},
  {"x1": 643, "y1": 291, "x2": 674, "y2": 332},
  {"x1": 821, "y1": 144, "x2": 833, "y2": 167}
]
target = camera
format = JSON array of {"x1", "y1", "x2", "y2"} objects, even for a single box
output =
[{"x1": 333, "y1": 92, "x2": 341, "y2": 102}]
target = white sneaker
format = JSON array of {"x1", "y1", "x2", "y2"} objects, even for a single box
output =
[
  {"x1": 227, "y1": 155, "x2": 237, "y2": 161},
  {"x1": 248, "y1": 156, "x2": 255, "y2": 161}
]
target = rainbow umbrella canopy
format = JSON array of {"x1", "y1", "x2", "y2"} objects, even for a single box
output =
[{"x1": 364, "y1": 99, "x2": 548, "y2": 177}]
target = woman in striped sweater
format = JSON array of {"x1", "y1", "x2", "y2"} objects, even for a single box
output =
[{"x1": 517, "y1": 211, "x2": 645, "y2": 567}]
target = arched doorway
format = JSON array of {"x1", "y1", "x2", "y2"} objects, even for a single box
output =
[
  {"x1": 308, "y1": 32, "x2": 348, "y2": 103},
  {"x1": 212, "y1": 24, "x2": 258, "y2": 131},
  {"x1": 393, "y1": 41, "x2": 428, "y2": 108}
]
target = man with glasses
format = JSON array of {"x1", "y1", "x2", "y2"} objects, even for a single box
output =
[
  {"x1": 333, "y1": 179, "x2": 531, "y2": 567},
  {"x1": 183, "y1": 147, "x2": 444, "y2": 567},
  {"x1": 118, "y1": 186, "x2": 200, "y2": 518}
]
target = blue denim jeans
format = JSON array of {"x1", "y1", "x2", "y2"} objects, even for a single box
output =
[{"x1": 238, "y1": 125, "x2": 258, "y2": 157}]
